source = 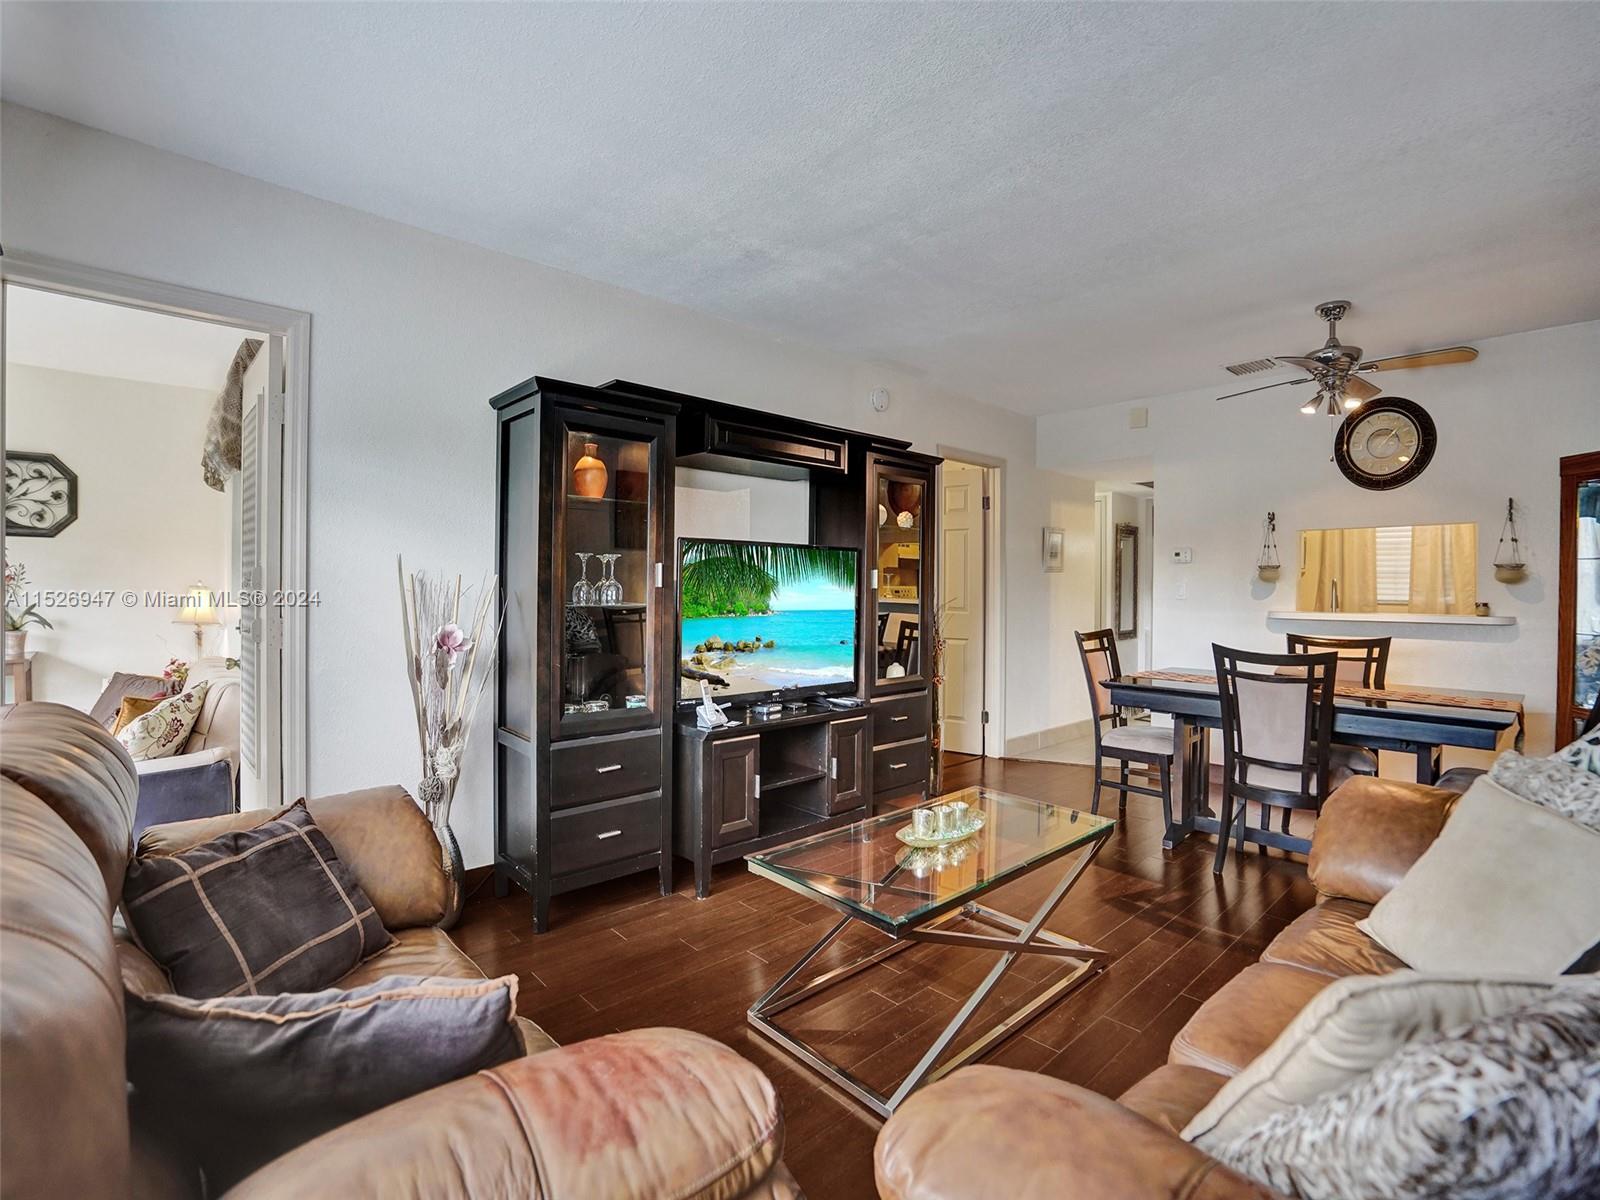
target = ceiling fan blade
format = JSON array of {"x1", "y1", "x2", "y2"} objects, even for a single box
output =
[
  {"x1": 1358, "y1": 347, "x2": 1478, "y2": 372},
  {"x1": 1274, "y1": 356, "x2": 1324, "y2": 375},
  {"x1": 1215, "y1": 378, "x2": 1313, "y2": 402},
  {"x1": 1342, "y1": 376, "x2": 1382, "y2": 402}
]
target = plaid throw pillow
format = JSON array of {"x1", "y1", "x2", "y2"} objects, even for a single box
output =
[{"x1": 122, "y1": 801, "x2": 393, "y2": 998}]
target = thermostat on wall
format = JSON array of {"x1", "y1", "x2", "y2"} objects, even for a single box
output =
[{"x1": 1170, "y1": 547, "x2": 1193, "y2": 564}]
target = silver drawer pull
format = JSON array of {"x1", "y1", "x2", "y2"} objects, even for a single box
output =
[
  {"x1": 596, "y1": 829, "x2": 623, "y2": 840},
  {"x1": 595, "y1": 764, "x2": 623, "y2": 774},
  {"x1": 890, "y1": 715, "x2": 909, "y2": 722},
  {"x1": 890, "y1": 761, "x2": 908, "y2": 770}
]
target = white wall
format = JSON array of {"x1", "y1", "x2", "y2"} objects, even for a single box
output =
[
  {"x1": 4, "y1": 363, "x2": 231, "y2": 708},
  {"x1": 1, "y1": 104, "x2": 1096, "y2": 866},
  {"x1": 1039, "y1": 319, "x2": 1600, "y2": 760},
  {"x1": 675, "y1": 467, "x2": 809, "y2": 544}
]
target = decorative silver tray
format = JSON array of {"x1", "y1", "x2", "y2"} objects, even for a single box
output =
[{"x1": 894, "y1": 812, "x2": 985, "y2": 849}]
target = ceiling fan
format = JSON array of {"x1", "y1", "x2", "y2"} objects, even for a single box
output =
[{"x1": 1217, "y1": 301, "x2": 1478, "y2": 416}]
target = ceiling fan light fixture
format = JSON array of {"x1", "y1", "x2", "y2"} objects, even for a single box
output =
[
  {"x1": 1299, "y1": 397, "x2": 1319, "y2": 415},
  {"x1": 1342, "y1": 393, "x2": 1362, "y2": 410}
]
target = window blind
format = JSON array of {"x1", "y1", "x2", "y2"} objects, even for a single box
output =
[{"x1": 1376, "y1": 526, "x2": 1411, "y2": 605}]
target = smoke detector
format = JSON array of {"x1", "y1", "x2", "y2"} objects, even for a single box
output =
[{"x1": 870, "y1": 387, "x2": 890, "y2": 413}]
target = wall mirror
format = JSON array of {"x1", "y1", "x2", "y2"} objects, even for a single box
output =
[
  {"x1": 1297, "y1": 522, "x2": 1477, "y2": 614},
  {"x1": 1114, "y1": 523, "x2": 1138, "y2": 637}
]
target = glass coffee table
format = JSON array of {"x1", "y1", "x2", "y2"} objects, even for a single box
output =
[{"x1": 745, "y1": 786, "x2": 1115, "y2": 1116}]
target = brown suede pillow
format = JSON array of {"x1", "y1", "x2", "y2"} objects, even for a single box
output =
[
  {"x1": 113, "y1": 694, "x2": 162, "y2": 734},
  {"x1": 122, "y1": 800, "x2": 393, "y2": 998},
  {"x1": 126, "y1": 974, "x2": 524, "y2": 1189}
]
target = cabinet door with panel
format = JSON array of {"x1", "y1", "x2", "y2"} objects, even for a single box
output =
[
  {"x1": 547, "y1": 401, "x2": 672, "y2": 740},
  {"x1": 826, "y1": 717, "x2": 870, "y2": 814},
  {"x1": 708, "y1": 735, "x2": 760, "y2": 847},
  {"x1": 868, "y1": 454, "x2": 936, "y2": 696},
  {"x1": 1558, "y1": 451, "x2": 1600, "y2": 741}
]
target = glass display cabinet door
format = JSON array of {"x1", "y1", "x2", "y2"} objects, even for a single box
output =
[
  {"x1": 555, "y1": 417, "x2": 660, "y2": 735},
  {"x1": 874, "y1": 468, "x2": 927, "y2": 685},
  {"x1": 1560, "y1": 452, "x2": 1600, "y2": 740}
]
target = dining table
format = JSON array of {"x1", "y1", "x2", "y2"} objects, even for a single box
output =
[{"x1": 1104, "y1": 668, "x2": 1525, "y2": 853}]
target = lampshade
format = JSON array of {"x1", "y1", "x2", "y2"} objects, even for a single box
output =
[{"x1": 176, "y1": 582, "x2": 220, "y2": 628}]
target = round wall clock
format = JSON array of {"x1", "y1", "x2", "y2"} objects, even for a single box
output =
[{"x1": 1333, "y1": 397, "x2": 1436, "y2": 491}]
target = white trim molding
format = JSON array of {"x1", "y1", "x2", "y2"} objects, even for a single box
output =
[{"x1": 0, "y1": 250, "x2": 311, "y2": 802}]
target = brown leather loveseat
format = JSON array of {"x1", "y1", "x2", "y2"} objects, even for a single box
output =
[
  {"x1": 875, "y1": 776, "x2": 1459, "y2": 1200},
  {"x1": 0, "y1": 702, "x2": 799, "y2": 1199}
]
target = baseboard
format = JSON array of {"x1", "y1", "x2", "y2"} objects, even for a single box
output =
[{"x1": 1004, "y1": 718, "x2": 1092, "y2": 758}]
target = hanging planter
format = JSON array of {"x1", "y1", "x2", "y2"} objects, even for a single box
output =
[
  {"x1": 1493, "y1": 498, "x2": 1527, "y2": 583},
  {"x1": 1256, "y1": 511, "x2": 1281, "y2": 582}
]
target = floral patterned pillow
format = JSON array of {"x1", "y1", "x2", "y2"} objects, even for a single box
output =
[
  {"x1": 1554, "y1": 726, "x2": 1600, "y2": 778},
  {"x1": 116, "y1": 681, "x2": 210, "y2": 761}
]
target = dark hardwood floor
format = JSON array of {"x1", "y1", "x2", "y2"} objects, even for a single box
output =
[{"x1": 454, "y1": 755, "x2": 1316, "y2": 1199}]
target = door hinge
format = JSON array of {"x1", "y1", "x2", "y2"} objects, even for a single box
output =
[
  {"x1": 981, "y1": 710, "x2": 990, "y2": 724},
  {"x1": 981, "y1": 494, "x2": 991, "y2": 511},
  {"x1": 268, "y1": 391, "x2": 286, "y2": 426}
]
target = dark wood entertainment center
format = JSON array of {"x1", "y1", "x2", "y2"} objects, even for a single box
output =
[{"x1": 490, "y1": 375, "x2": 940, "y2": 930}]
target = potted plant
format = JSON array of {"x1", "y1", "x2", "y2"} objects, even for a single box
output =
[{"x1": 3, "y1": 559, "x2": 53, "y2": 659}]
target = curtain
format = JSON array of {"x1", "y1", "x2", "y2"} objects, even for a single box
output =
[
  {"x1": 1409, "y1": 524, "x2": 1476, "y2": 614},
  {"x1": 201, "y1": 338, "x2": 264, "y2": 492},
  {"x1": 1297, "y1": 528, "x2": 1377, "y2": 611}
]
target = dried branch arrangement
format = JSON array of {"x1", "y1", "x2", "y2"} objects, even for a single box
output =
[{"x1": 397, "y1": 557, "x2": 504, "y2": 832}]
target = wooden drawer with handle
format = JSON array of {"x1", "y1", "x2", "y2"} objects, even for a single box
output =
[
  {"x1": 550, "y1": 732, "x2": 662, "y2": 810},
  {"x1": 871, "y1": 691, "x2": 929, "y2": 746},
  {"x1": 551, "y1": 793, "x2": 662, "y2": 877},
  {"x1": 873, "y1": 739, "x2": 930, "y2": 797}
]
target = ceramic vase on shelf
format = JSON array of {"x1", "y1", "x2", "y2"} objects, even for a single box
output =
[
  {"x1": 886, "y1": 481, "x2": 922, "y2": 520},
  {"x1": 572, "y1": 442, "x2": 608, "y2": 499}
]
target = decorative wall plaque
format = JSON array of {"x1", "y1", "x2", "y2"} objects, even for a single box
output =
[{"x1": 5, "y1": 452, "x2": 78, "y2": 538}]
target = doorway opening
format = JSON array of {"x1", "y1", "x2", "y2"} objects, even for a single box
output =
[
  {"x1": 937, "y1": 456, "x2": 1000, "y2": 762},
  {"x1": 1, "y1": 255, "x2": 309, "y2": 823}
]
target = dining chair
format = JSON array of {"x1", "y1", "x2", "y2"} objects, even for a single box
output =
[
  {"x1": 1212, "y1": 644, "x2": 1355, "y2": 874},
  {"x1": 1283, "y1": 633, "x2": 1390, "y2": 779},
  {"x1": 894, "y1": 621, "x2": 920, "y2": 673},
  {"x1": 1075, "y1": 629, "x2": 1190, "y2": 822}
]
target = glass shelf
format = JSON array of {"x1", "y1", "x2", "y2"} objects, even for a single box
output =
[
  {"x1": 875, "y1": 472, "x2": 926, "y2": 684},
  {"x1": 558, "y1": 426, "x2": 657, "y2": 727}
]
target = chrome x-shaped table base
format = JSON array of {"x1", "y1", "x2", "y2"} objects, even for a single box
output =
[{"x1": 747, "y1": 840, "x2": 1111, "y2": 1118}]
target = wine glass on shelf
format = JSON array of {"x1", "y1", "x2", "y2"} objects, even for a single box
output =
[
  {"x1": 598, "y1": 554, "x2": 623, "y2": 606},
  {"x1": 571, "y1": 552, "x2": 595, "y2": 605}
]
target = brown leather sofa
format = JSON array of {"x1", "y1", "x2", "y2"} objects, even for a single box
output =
[
  {"x1": 875, "y1": 776, "x2": 1458, "y2": 1200},
  {"x1": 1, "y1": 702, "x2": 799, "y2": 1199}
]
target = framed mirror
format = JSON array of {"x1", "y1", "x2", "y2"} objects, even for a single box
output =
[{"x1": 1114, "y1": 523, "x2": 1138, "y2": 638}]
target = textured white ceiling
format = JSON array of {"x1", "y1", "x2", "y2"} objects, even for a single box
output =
[
  {"x1": 5, "y1": 287, "x2": 256, "y2": 391},
  {"x1": 4, "y1": 2, "x2": 1598, "y2": 414}
]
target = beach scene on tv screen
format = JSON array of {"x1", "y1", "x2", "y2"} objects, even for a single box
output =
[{"x1": 680, "y1": 543, "x2": 856, "y2": 700}]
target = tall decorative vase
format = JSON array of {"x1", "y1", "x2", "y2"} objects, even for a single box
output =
[
  {"x1": 4, "y1": 630, "x2": 25, "y2": 660},
  {"x1": 419, "y1": 773, "x2": 465, "y2": 930},
  {"x1": 572, "y1": 442, "x2": 608, "y2": 499}
]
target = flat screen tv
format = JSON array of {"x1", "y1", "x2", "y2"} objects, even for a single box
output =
[{"x1": 678, "y1": 539, "x2": 859, "y2": 703}]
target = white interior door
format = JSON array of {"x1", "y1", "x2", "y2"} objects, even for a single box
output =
[
  {"x1": 236, "y1": 337, "x2": 284, "y2": 809},
  {"x1": 940, "y1": 462, "x2": 987, "y2": 756}
]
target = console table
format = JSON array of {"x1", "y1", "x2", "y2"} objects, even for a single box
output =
[{"x1": 675, "y1": 701, "x2": 873, "y2": 897}]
